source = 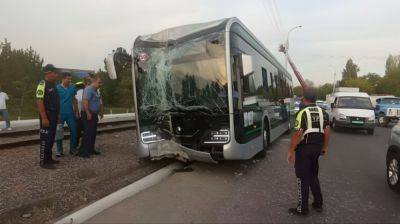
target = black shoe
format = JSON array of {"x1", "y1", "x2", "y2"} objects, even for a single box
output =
[
  {"x1": 92, "y1": 150, "x2": 101, "y2": 155},
  {"x1": 312, "y1": 203, "x2": 323, "y2": 213},
  {"x1": 79, "y1": 154, "x2": 90, "y2": 158},
  {"x1": 56, "y1": 153, "x2": 64, "y2": 158},
  {"x1": 40, "y1": 164, "x2": 57, "y2": 170},
  {"x1": 48, "y1": 159, "x2": 60, "y2": 164},
  {"x1": 288, "y1": 208, "x2": 309, "y2": 216},
  {"x1": 70, "y1": 151, "x2": 79, "y2": 156}
]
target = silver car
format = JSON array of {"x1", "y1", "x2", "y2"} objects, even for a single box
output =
[{"x1": 387, "y1": 122, "x2": 400, "y2": 191}]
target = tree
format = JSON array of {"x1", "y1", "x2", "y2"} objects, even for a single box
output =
[
  {"x1": 385, "y1": 54, "x2": 400, "y2": 75},
  {"x1": 0, "y1": 39, "x2": 43, "y2": 119},
  {"x1": 342, "y1": 78, "x2": 373, "y2": 94},
  {"x1": 342, "y1": 58, "x2": 360, "y2": 81},
  {"x1": 293, "y1": 86, "x2": 302, "y2": 97}
]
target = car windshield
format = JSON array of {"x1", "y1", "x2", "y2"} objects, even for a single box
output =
[
  {"x1": 380, "y1": 98, "x2": 400, "y2": 104},
  {"x1": 337, "y1": 97, "x2": 372, "y2": 109}
]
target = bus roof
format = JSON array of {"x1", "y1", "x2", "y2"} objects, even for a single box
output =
[{"x1": 135, "y1": 17, "x2": 292, "y2": 81}]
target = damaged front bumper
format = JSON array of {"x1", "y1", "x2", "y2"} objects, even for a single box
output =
[{"x1": 136, "y1": 139, "x2": 218, "y2": 163}]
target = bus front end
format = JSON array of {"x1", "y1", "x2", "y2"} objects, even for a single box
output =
[{"x1": 133, "y1": 29, "x2": 230, "y2": 163}]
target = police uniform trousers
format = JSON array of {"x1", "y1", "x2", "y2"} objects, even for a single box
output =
[
  {"x1": 295, "y1": 143, "x2": 323, "y2": 212},
  {"x1": 39, "y1": 111, "x2": 58, "y2": 165}
]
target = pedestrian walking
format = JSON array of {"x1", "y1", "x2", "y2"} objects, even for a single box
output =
[
  {"x1": 36, "y1": 64, "x2": 60, "y2": 169},
  {"x1": 0, "y1": 85, "x2": 11, "y2": 131},
  {"x1": 80, "y1": 76, "x2": 103, "y2": 158},
  {"x1": 287, "y1": 88, "x2": 331, "y2": 216},
  {"x1": 56, "y1": 73, "x2": 79, "y2": 157}
]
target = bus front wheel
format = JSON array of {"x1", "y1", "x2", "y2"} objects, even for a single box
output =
[{"x1": 255, "y1": 124, "x2": 270, "y2": 159}]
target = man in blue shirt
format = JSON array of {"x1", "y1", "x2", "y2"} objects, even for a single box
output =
[
  {"x1": 80, "y1": 75, "x2": 103, "y2": 158},
  {"x1": 56, "y1": 73, "x2": 79, "y2": 156}
]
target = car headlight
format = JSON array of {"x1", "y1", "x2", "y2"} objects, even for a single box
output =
[
  {"x1": 338, "y1": 113, "x2": 347, "y2": 120},
  {"x1": 204, "y1": 129, "x2": 230, "y2": 144},
  {"x1": 141, "y1": 131, "x2": 163, "y2": 144},
  {"x1": 368, "y1": 115, "x2": 376, "y2": 121}
]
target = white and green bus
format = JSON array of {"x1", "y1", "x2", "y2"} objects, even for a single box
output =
[{"x1": 106, "y1": 18, "x2": 293, "y2": 163}]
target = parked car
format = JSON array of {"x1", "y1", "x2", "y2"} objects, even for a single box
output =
[
  {"x1": 316, "y1": 100, "x2": 329, "y2": 110},
  {"x1": 375, "y1": 97, "x2": 400, "y2": 127},
  {"x1": 387, "y1": 122, "x2": 400, "y2": 191},
  {"x1": 330, "y1": 92, "x2": 375, "y2": 134}
]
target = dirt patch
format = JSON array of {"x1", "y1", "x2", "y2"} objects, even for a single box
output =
[{"x1": 0, "y1": 130, "x2": 171, "y2": 224}]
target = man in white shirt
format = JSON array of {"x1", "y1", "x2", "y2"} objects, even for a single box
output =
[{"x1": 0, "y1": 86, "x2": 11, "y2": 131}]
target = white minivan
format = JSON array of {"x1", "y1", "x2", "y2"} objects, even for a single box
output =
[{"x1": 329, "y1": 92, "x2": 376, "y2": 135}]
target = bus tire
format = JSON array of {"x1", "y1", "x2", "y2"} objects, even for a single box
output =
[{"x1": 255, "y1": 120, "x2": 270, "y2": 159}]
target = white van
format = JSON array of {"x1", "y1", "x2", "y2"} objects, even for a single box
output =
[{"x1": 329, "y1": 92, "x2": 375, "y2": 134}]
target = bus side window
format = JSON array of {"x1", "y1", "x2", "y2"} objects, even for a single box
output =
[
  {"x1": 270, "y1": 72, "x2": 274, "y2": 90},
  {"x1": 262, "y1": 67, "x2": 268, "y2": 93}
]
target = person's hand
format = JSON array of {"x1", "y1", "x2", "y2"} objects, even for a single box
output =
[
  {"x1": 287, "y1": 151, "x2": 295, "y2": 164},
  {"x1": 42, "y1": 118, "x2": 50, "y2": 127},
  {"x1": 75, "y1": 111, "x2": 80, "y2": 119},
  {"x1": 87, "y1": 113, "x2": 92, "y2": 121}
]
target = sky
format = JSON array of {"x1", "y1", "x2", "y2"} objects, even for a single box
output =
[{"x1": 1, "y1": 0, "x2": 400, "y2": 85}]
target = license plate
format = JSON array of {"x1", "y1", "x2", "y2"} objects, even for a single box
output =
[{"x1": 351, "y1": 120, "x2": 364, "y2": 124}]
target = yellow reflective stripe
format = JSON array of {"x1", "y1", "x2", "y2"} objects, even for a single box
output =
[
  {"x1": 295, "y1": 109, "x2": 306, "y2": 130},
  {"x1": 36, "y1": 81, "x2": 45, "y2": 99}
]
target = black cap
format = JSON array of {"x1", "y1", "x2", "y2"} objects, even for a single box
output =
[
  {"x1": 303, "y1": 88, "x2": 317, "y2": 102},
  {"x1": 43, "y1": 64, "x2": 58, "y2": 73}
]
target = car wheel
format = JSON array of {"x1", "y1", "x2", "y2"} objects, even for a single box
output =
[
  {"x1": 387, "y1": 152, "x2": 400, "y2": 191},
  {"x1": 367, "y1": 128, "x2": 374, "y2": 135},
  {"x1": 332, "y1": 119, "x2": 339, "y2": 132},
  {"x1": 378, "y1": 114, "x2": 388, "y2": 127}
]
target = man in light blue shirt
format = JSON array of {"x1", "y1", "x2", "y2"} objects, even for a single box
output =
[
  {"x1": 80, "y1": 76, "x2": 103, "y2": 158},
  {"x1": 56, "y1": 73, "x2": 78, "y2": 156}
]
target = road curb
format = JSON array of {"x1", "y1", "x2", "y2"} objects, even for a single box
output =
[{"x1": 54, "y1": 162, "x2": 183, "y2": 224}]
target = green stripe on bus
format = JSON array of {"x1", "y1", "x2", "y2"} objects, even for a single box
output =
[{"x1": 246, "y1": 127, "x2": 262, "y2": 136}]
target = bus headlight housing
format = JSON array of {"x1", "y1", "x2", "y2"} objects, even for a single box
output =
[
  {"x1": 204, "y1": 129, "x2": 230, "y2": 144},
  {"x1": 141, "y1": 131, "x2": 163, "y2": 144}
]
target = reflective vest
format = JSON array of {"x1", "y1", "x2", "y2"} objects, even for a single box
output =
[{"x1": 296, "y1": 106, "x2": 324, "y2": 137}]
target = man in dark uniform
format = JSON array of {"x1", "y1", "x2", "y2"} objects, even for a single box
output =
[
  {"x1": 36, "y1": 64, "x2": 60, "y2": 169},
  {"x1": 287, "y1": 88, "x2": 331, "y2": 216}
]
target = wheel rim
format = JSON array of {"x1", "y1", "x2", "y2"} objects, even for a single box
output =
[
  {"x1": 263, "y1": 129, "x2": 268, "y2": 145},
  {"x1": 388, "y1": 158, "x2": 399, "y2": 186},
  {"x1": 379, "y1": 116, "x2": 385, "y2": 124}
]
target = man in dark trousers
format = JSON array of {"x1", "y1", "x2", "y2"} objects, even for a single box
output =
[
  {"x1": 80, "y1": 76, "x2": 102, "y2": 158},
  {"x1": 287, "y1": 88, "x2": 331, "y2": 216},
  {"x1": 36, "y1": 64, "x2": 60, "y2": 169}
]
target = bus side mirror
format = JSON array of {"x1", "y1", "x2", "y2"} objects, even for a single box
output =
[
  {"x1": 241, "y1": 54, "x2": 254, "y2": 77},
  {"x1": 376, "y1": 99, "x2": 381, "y2": 104},
  {"x1": 105, "y1": 52, "x2": 117, "y2": 80},
  {"x1": 331, "y1": 103, "x2": 335, "y2": 108}
]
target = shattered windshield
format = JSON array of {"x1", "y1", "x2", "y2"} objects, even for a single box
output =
[{"x1": 134, "y1": 31, "x2": 228, "y2": 131}]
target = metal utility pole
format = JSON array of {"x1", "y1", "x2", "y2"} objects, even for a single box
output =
[{"x1": 279, "y1": 25, "x2": 308, "y2": 89}]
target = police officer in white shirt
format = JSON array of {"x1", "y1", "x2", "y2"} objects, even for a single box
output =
[{"x1": 0, "y1": 85, "x2": 11, "y2": 131}]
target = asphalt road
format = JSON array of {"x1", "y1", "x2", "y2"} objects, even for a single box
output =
[{"x1": 88, "y1": 127, "x2": 400, "y2": 223}]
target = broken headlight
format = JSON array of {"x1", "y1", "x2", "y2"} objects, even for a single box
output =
[
  {"x1": 141, "y1": 131, "x2": 164, "y2": 144},
  {"x1": 204, "y1": 129, "x2": 230, "y2": 144}
]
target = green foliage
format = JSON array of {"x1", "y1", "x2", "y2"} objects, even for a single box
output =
[
  {"x1": 0, "y1": 39, "x2": 43, "y2": 119},
  {"x1": 342, "y1": 78, "x2": 374, "y2": 94},
  {"x1": 342, "y1": 58, "x2": 359, "y2": 81}
]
